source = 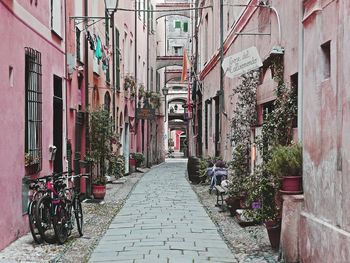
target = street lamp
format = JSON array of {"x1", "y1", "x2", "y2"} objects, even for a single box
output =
[
  {"x1": 104, "y1": 0, "x2": 119, "y2": 14},
  {"x1": 162, "y1": 87, "x2": 169, "y2": 122}
]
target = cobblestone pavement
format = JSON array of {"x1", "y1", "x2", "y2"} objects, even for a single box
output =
[
  {"x1": 89, "y1": 159, "x2": 236, "y2": 263},
  {"x1": 0, "y1": 170, "x2": 146, "y2": 263},
  {"x1": 0, "y1": 160, "x2": 280, "y2": 263}
]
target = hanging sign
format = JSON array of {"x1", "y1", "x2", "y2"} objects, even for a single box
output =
[
  {"x1": 136, "y1": 107, "x2": 155, "y2": 120},
  {"x1": 222, "y1": 46, "x2": 263, "y2": 78}
]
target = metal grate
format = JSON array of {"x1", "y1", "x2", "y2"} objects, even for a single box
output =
[{"x1": 25, "y1": 47, "x2": 42, "y2": 173}]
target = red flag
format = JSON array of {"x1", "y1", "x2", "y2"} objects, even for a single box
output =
[
  {"x1": 181, "y1": 48, "x2": 191, "y2": 81},
  {"x1": 181, "y1": 48, "x2": 192, "y2": 113}
]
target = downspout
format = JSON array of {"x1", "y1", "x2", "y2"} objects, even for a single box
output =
[
  {"x1": 84, "y1": 0, "x2": 90, "y2": 196},
  {"x1": 218, "y1": 0, "x2": 224, "y2": 157},
  {"x1": 297, "y1": 2, "x2": 303, "y2": 142},
  {"x1": 134, "y1": 1, "x2": 138, "y2": 140},
  {"x1": 146, "y1": 0, "x2": 150, "y2": 167},
  {"x1": 64, "y1": 0, "x2": 68, "y2": 172},
  {"x1": 194, "y1": 0, "x2": 201, "y2": 156},
  {"x1": 112, "y1": 13, "x2": 116, "y2": 131}
]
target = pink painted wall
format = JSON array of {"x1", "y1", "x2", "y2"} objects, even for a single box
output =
[
  {"x1": 0, "y1": 1, "x2": 65, "y2": 250},
  {"x1": 300, "y1": 0, "x2": 350, "y2": 261},
  {"x1": 198, "y1": 0, "x2": 300, "y2": 162}
]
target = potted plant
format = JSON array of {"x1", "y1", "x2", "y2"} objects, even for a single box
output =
[
  {"x1": 24, "y1": 153, "x2": 40, "y2": 175},
  {"x1": 132, "y1": 152, "x2": 145, "y2": 169},
  {"x1": 87, "y1": 107, "x2": 115, "y2": 199},
  {"x1": 108, "y1": 153, "x2": 125, "y2": 179},
  {"x1": 138, "y1": 84, "x2": 145, "y2": 100},
  {"x1": 266, "y1": 142, "x2": 302, "y2": 194},
  {"x1": 243, "y1": 170, "x2": 282, "y2": 250}
]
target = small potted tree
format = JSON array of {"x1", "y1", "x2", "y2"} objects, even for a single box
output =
[
  {"x1": 266, "y1": 143, "x2": 302, "y2": 194},
  {"x1": 87, "y1": 107, "x2": 115, "y2": 199}
]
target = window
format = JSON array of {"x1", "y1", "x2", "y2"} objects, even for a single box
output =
[
  {"x1": 50, "y1": 0, "x2": 62, "y2": 37},
  {"x1": 205, "y1": 101, "x2": 209, "y2": 149},
  {"x1": 156, "y1": 71, "x2": 160, "y2": 92},
  {"x1": 150, "y1": 67, "x2": 154, "y2": 91},
  {"x1": 183, "y1": 22, "x2": 188, "y2": 32},
  {"x1": 104, "y1": 92, "x2": 111, "y2": 113},
  {"x1": 25, "y1": 48, "x2": 42, "y2": 172},
  {"x1": 321, "y1": 41, "x2": 331, "y2": 79},
  {"x1": 76, "y1": 27, "x2": 81, "y2": 62},
  {"x1": 174, "y1": 46, "x2": 183, "y2": 56},
  {"x1": 175, "y1": 21, "x2": 181, "y2": 29}
]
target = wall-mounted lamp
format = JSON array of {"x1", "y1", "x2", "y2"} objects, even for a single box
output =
[{"x1": 162, "y1": 87, "x2": 169, "y2": 122}]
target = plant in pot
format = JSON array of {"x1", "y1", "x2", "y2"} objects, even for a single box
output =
[
  {"x1": 243, "y1": 169, "x2": 282, "y2": 250},
  {"x1": 108, "y1": 153, "x2": 125, "y2": 179},
  {"x1": 87, "y1": 107, "x2": 115, "y2": 199},
  {"x1": 132, "y1": 152, "x2": 145, "y2": 169},
  {"x1": 266, "y1": 142, "x2": 302, "y2": 194},
  {"x1": 24, "y1": 152, "x2": 40, "y2": 175}
]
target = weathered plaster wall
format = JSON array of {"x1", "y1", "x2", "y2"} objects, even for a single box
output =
[
  {"x1": 301, "y1": 0, "x2": 350, "y2": 261},
  {"x1": 0, "y1": 1, "x2": 65, "y2": 250}
]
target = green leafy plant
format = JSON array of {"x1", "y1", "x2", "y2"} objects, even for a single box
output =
[
  {"x1": 138, "y1": 84, "x2": 146, "y2": 99},
  {"x1": 124, "y1": 75, "x2": 136, "y2": 91},
  {"x1": 242, "y1": 168, "x2": 281, "y2": 222},
  {"x1": 87, "y1": 107, "x2": 116, "y2": 185},
  {"x1": 266, "y1": 143, "x2": 302, "y2": 178},
  {"x1": 108, "y1": 153, "x2": 125, "y2": 179},
  {"x1": 131, "y1": 152, "x2": 145, "y2": 167},
  {"x1": 24, "y1": 153, "x2": 39, "y2": 167},
  {"x1": 150, "y1": 92, "x2": 161, "y2": 109}
]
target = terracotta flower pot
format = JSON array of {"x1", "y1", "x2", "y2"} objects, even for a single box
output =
[
  {"x1": 281, "y1": 176, "x2": 302, "y2": 194},
  {"x1": 264, "y1": 220, "x2": 281, "y2": 250},
  {"x1": 92, "y1": 184, "x2": 106, "y2": 199}
]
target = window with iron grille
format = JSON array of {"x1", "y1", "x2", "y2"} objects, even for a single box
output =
[
  {"x1": 25, "y1": 47, "x2": 42, "y2": 172},
  {"x1": 175, "y1": 21, "x2": 181, "y2": 29}
]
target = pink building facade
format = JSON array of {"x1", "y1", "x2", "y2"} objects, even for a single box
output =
[
  {"x1": 0, "y1": 0, "x2": 66, "y2": 250},
  {"x1": 300, "y1": 0, "x2": 350, "y2": 261}
]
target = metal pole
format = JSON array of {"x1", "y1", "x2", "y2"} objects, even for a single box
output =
[{"x1": 146, "y1": 0, "x2": 151, "y2": 167}]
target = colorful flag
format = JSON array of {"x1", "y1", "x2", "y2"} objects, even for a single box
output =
[
  {"x1": 181, "y1": 48, "x2": 192, "y2": 113},
  {"x1": 181, "y1": 48, "x2": 191, "y2": 81}
]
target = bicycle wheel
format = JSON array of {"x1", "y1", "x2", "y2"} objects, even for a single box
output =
[
  {"x1": 53, "y1": 203, "x2": 69, "y2": 244},
  {"x1": 35, "y1": 195, "x2": 57, "y2": 244},
  {"x1": 74, "y1": 196, "x2": 83, "y2": 237},
  {"x1": 28, "y1": 200, "x2": 43, "y2": 244}
]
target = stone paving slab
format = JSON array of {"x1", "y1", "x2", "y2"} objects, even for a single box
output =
[{"x1": 88, "y1": 159, "x2": 235, "y2": 262}]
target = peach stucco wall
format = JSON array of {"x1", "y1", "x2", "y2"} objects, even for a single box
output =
[{"x1": 0, "y1": 1, "x2": 65, "y2": 250}]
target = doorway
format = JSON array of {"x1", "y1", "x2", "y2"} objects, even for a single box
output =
[{"x1": 53, "y1": 75, "x2": 63, "y2": 172}]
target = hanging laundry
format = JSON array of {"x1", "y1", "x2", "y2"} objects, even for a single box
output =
[{"x1": 95, "y1": 35, "x2": 102, "y2": 60}]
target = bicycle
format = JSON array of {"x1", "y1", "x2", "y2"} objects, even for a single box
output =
[
  {"x1": 35, "y1": 171, "x2": 69, "y2": 244},
  {"x1": 53, "y1": 173, "x2": 87, "y2": 244},
  {"x1": 27, "y1": 177, "x2": 48, "y2": 244}
]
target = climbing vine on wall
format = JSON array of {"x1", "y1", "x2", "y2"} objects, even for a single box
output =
[
  {"x1": 230, "y1": 70, "x2": 260, "y2": 177},
  {"x1": 258, "y1": 55, "x2": 298, "y2": 163}
]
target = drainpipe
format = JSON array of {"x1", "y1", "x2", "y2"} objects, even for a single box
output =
[
  {"x1": 134, "y1": 1, "x2": 138, "y2": 140},
  {"x1": 218, "y1": 0, "x2": 224, "y2": 157},
  {"x1": 64, "y1": 0, "x2": 68, "y2": 172},
  {"x1": 146, "y1": 0, "x2": 151, "y2": 167},
  {"x1": 111, "y1": 12, "x2": 116, "y2": 131},
  {"x1": 297, "y1": 2, "x2": 304, "y2": 142},
  {"x1": 84, "y1": 0, "x2": 91, "y2": 197}
]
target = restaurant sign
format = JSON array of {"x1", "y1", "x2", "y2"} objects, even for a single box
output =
[
  {"x1": 136, "y1": 107, "x2": 155, "y2": 120},
  {"x1": 222, "y1": 46, "x2": 263, "y2": 78}
]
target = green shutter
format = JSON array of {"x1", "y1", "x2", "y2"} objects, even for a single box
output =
[
  {"x1": 175, "y1": 21, "x2": 181, "y2": 29},
  {"x1": 183, "y1": 22, "x2": 188, "y2": 32}
]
